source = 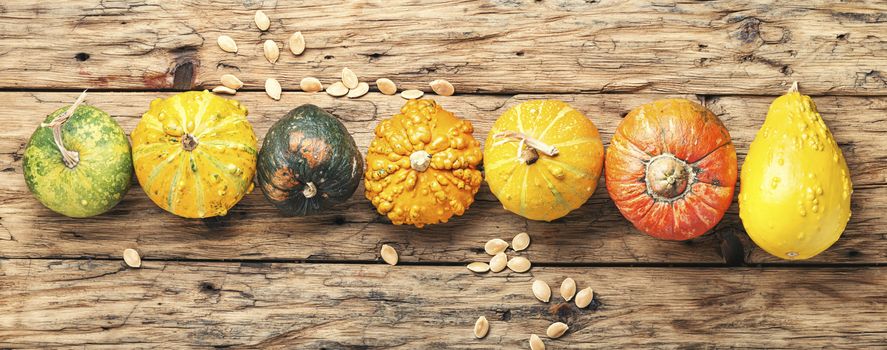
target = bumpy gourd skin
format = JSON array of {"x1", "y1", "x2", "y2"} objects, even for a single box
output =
[
  {"x1": 23, "y1": 105, "x2": 132, "y2": 218},
  {"x1": 484, "y1": 100, "x2": 604, "y2": 221},
  {"x1": 606, "y1": 99, "x2": 737, "y2": 240},
  {"x1": 131, "y1": 91, "x2": 258, "y2": 219},
  {"x1": 740, "y1": 88, "x2": 852, "y2": 260},
  {"x1": 364, "y1": 99, "x2": 483, "y2": 227}
]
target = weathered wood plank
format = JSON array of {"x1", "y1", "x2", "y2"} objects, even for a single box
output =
[
  {"x1": 0, "y1": 260, "x2": 884, "y2": 349},
  {"x1": 0, "y1": 91, "x2": 885, "y2": 264},
  {"x1": 1, "y1": 1, "x2": 886, "y2": 94}
]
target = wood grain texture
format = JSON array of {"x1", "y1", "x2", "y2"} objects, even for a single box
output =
[
  {"x1": 0, "y1": 91, "x2": 883, "y2": 264},
  {"x1": 0, "y1": 259, "x2": 884, "y2": 349},
  {"x1": 0, "y1": 1, "x2": 886, "y2": 95}
]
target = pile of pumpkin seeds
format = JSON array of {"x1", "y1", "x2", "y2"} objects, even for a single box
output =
[
  {"x1": 214, "y1": 10, "x2": 456, "y2": 101},
  {"x1": 467, "y1": 232, "x2": 532, "y2": 274}
]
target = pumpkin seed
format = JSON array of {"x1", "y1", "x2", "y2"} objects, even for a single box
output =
[
  {"x1": 123, "y1": 248, "x2": 141, "y2": 268},
  {"x1": 326, "y1": 81, "x2": 348, "y2": 97},
  {"x1": 220, "y1": 74, "x2": 243, "y2": 90},
  {"x1": 484, "y1": 238, "x2": 509, "y2": 255},
  {"x1": 381, "y1": 244, "x2": 398, "y2": 265},
  {"x1": 474, "y1": 316, "x2": 489, "y2": 338},
  {"x1": 560, "y1": 277, "x2": 576, "y2": 301},
  {"x1": 212, "y1": 86, "x2": 237, "y2": 95},
  {"x1": 489, "y1": 252, "x2": 507, "y2": 273},
  {"x1": 529, "y1": 334, "x2": 545, "y2": 350},
  {"x1": 376, "y1": 78, "x2": 397, "y2": 95},
  {"x1": 400, "y1": 89, "x2": 424, "y2": 99},
  {"x1": 546, "y1": 322, "x2": 568, "y2": 339},
  {"x1": 467, "y1": 262, "x2": 490, "y2": 273},
  {"x1": 532, "y1": 280, "x2": 550, "y2": 302},
  {"x1": 575, "y1": 287, "x2": 593, "y2": 308},
  {"x1": 512, "y1": 232, "x2": 530, "y2": 251},
  {"x1": 300, "y1": 77, "x2": 323, "y2": 93},
  {"x1": 347, "y1": 82, "x2": 369, "y2": 98},
  {"x1": 264, "y1": 40, "x2": 280, "y2": 63},
  {"x1": 217, "y1": 35, "x2": 237, "y2": 53},
  {"x1": 341, "y1": 68, "x2": 359, "y2": 89},
  {"x1": 429, "y1": 79, "x2": 455, "y2": 96},
  {"x1": 265, "y1": 78, "x2": 281, "y2": 100},
  {"x1": 288, "y1": 32, "x2": 305, "y2": 55},
  {"x1": 254, "y1": 10, "x2": 270, "y2": 31},
  {"x1": 507, "y1": 256, "x2": 531, "y2": 273}
]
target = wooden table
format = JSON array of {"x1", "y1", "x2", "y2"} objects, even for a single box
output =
[{"x1": 1, "y1": 1, "x2": 885, "y2": 348}]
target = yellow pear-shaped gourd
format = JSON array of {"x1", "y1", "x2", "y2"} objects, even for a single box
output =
[
  {"x1": 739, "y1": 83, "x2": 852, "y2": 260},
  {"x1": 484, "y1": 100, "x2": 604, "y2": 221}
]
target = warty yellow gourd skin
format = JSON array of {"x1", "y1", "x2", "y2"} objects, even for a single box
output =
[{"x1": 739, "y1": 84, "x2": 851, "y2": 260}]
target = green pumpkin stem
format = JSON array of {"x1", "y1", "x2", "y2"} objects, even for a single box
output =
[{"x1": 42, "y1": 90, "x2": 87, "y2": 168}]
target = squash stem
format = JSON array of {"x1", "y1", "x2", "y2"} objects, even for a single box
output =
[
  {"x1": 41, "y1": 90, "x2": 87, "y2": 169},
  {"x1": 493, "y1": 131, "x2": 558, "y2": 158},
  {"x1": 788, "y1": 81, "x2": 799, "y2": 94},
  {"x1": 409, "y1": 150, "x2": 432, "y2": 172},
  {"x1": 302, "y1": 182, "x2": 318, "y2": 199}
]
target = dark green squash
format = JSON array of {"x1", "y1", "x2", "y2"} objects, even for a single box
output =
[{"x1": 257, "y1": 104, "x2": 364, "y2": 216}]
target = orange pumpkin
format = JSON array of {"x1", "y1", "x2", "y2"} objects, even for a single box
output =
[{"x1": 605, "y1": 99, "x2": 737, "y2": 240}]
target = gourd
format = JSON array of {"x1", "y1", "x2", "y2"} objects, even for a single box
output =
[
  {"x1": 484, "y1": 100, "x2": 604, "y2": 221},
  {"x1": 605, "y1": 99, "x2": 737, "y2": 240},
  {"x1": 257, "y1": 104, "x2": 363, "y2": 215},
  {"x1": 131, "y1": 91, "x2": 258, "y2": 219},
  {"x1": 740, "y1": 83, "x2": 851, "y2": 260},
  {"x1": 23, "y1": 92, "x2": 132, "y2": 218},
  {"x1": 364, "y1": 99, "x2": 483, "y2": 227}
]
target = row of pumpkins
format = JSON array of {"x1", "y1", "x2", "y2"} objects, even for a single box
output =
[{"x1": 22, "y1": 86, "x2": 851, "y2": 260}]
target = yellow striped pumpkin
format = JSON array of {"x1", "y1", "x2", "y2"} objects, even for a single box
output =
[
  {"x1": 484, "y1": 100, "x2": 604, "y2": 221},
  {"x1": 131, "y1": 91, "x2": 258, "y2": 218}
]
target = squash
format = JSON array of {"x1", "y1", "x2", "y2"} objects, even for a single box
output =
[
  {"x1": 739, "y1": 83, "x2": 851, "y2": 260},
  {"x1": 131, "y1": 91, "x2": 258, "y2": 218},
  {"x1": 484, "y1": 100, "x2": 604, "y2": 221},
  {"x1": 23, "y1": 92, "x2": 132, "y2": 218},
  {"x1": 605, "y1": 99, "x2": 737, "y2": 240},
  {"x1": 364, "y1": 99, "x2": 483, "y2": 227},
  {"x1": 257, "y1": 104, "x2": 363, "y2": 215}
]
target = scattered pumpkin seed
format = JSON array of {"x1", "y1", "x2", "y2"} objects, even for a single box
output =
[
  {"x1": 265, "y1": 78, "x2": 281, "y2": 100},
  {"x1": 381, "y1": 244, "x2": 398, "y2": 265},
  {"x1": 220, "y1": 74, "x2": 243, "y2": 90},
  {"x1": 347, "y1": 82, "x2": 369, "y2": 98},
  {"x1": 212, "y1": 86, "x2": 237, "y2": 95},
  {"x1": 264, "y1": 40, "x2": 280, "y2": 63},
  {"x1": 326, "y1": 81, "x2": 348, "y2": 97},
  {"x1": 489, "y1": 252, "x2": 507, "y2": 273},
  {"x1": 467, "y1": 262, "x2": 490, "y2": 273},
  {"x1": 123, "y1": 248, "x2": 141, "y2": 268},
  {"x1": 532, "y1": 280, "x2": 551, "y2": 302},
  {"x1": 342, "y1": 68, "x2": 359, "y2": 89},
  {"x1": 288, "y1": 32, "x2": 305, "y2": 55},
  {"x1": 529, "y1": 334, "x2": 545, "y2": 350},
  {"x1": 217, "y1": 35, "x2": 238, "y2": 53},
  {"x1": 400, "y1": 89, "x2": 424, "y2": 99},
  {"x1": 300, "y1": 77, "x2": 323, "y2": 93},
  {"x1": 474, "y1": 316, "x2": 489, "y2": 339},
  {"x1": 512, "y1": 232, "x2": 530, "y2": 251},
  {"x1": 429, "y1": 79, "x2": 455, "y2": 96},
  {"x1": 376, "y1": 78, "x2": 397, "y2": 95},
  {"x1": 507, "y1": 256, "x2": 531, "y2": 273},
  {"x1": 575, "y1": 287, "x2": 593, "y2": 308},
  {"x1": 546, "y1": 322, "x2": 568, "y2": 339},
  {"x1": 560, "y1": 277, "x2": 576, "y2": 301},
  {"x1": 484, "y1": 238, "x2": 509, "y2": 255},
  {"x1": 254, "y1": 10, "x2": 270, "y2": 31}
]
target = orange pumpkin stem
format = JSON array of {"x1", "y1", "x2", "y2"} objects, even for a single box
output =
[
  {"x1": 409, "y1": 150, "x2": 432, "y2": 172},
  {"x1": 645, "y1": 153, "x2": 694, "y2": 201}
]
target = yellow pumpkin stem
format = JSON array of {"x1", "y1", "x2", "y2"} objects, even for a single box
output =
[
  {"x1": 41, "y1": 90, "x2": 87, "y2": 168},
  {"x1": 492, "y1": 131, "x2": 558, "y2": 164},
  {"x1": 788, "y1": 81, "x2": 799, "y2": 94}
]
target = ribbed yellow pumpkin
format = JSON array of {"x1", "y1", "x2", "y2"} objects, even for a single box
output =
[
  {"x1": 131, "y1": 91, "x2": 258, "y2": 218},
  {"x1": 484, "y1": 100, "x2": 605, "y2": 221}
]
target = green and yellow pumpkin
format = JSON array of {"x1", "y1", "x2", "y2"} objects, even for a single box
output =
[
  {"x1": 131, "y1": 91, "x2": 258, "y2": 218},
  {"x1": 257, "y1": 104, "x2": 363, "y2": 215},
  {"x1": 23, "y1": 93, "x2": 133, "y2": 217}
]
